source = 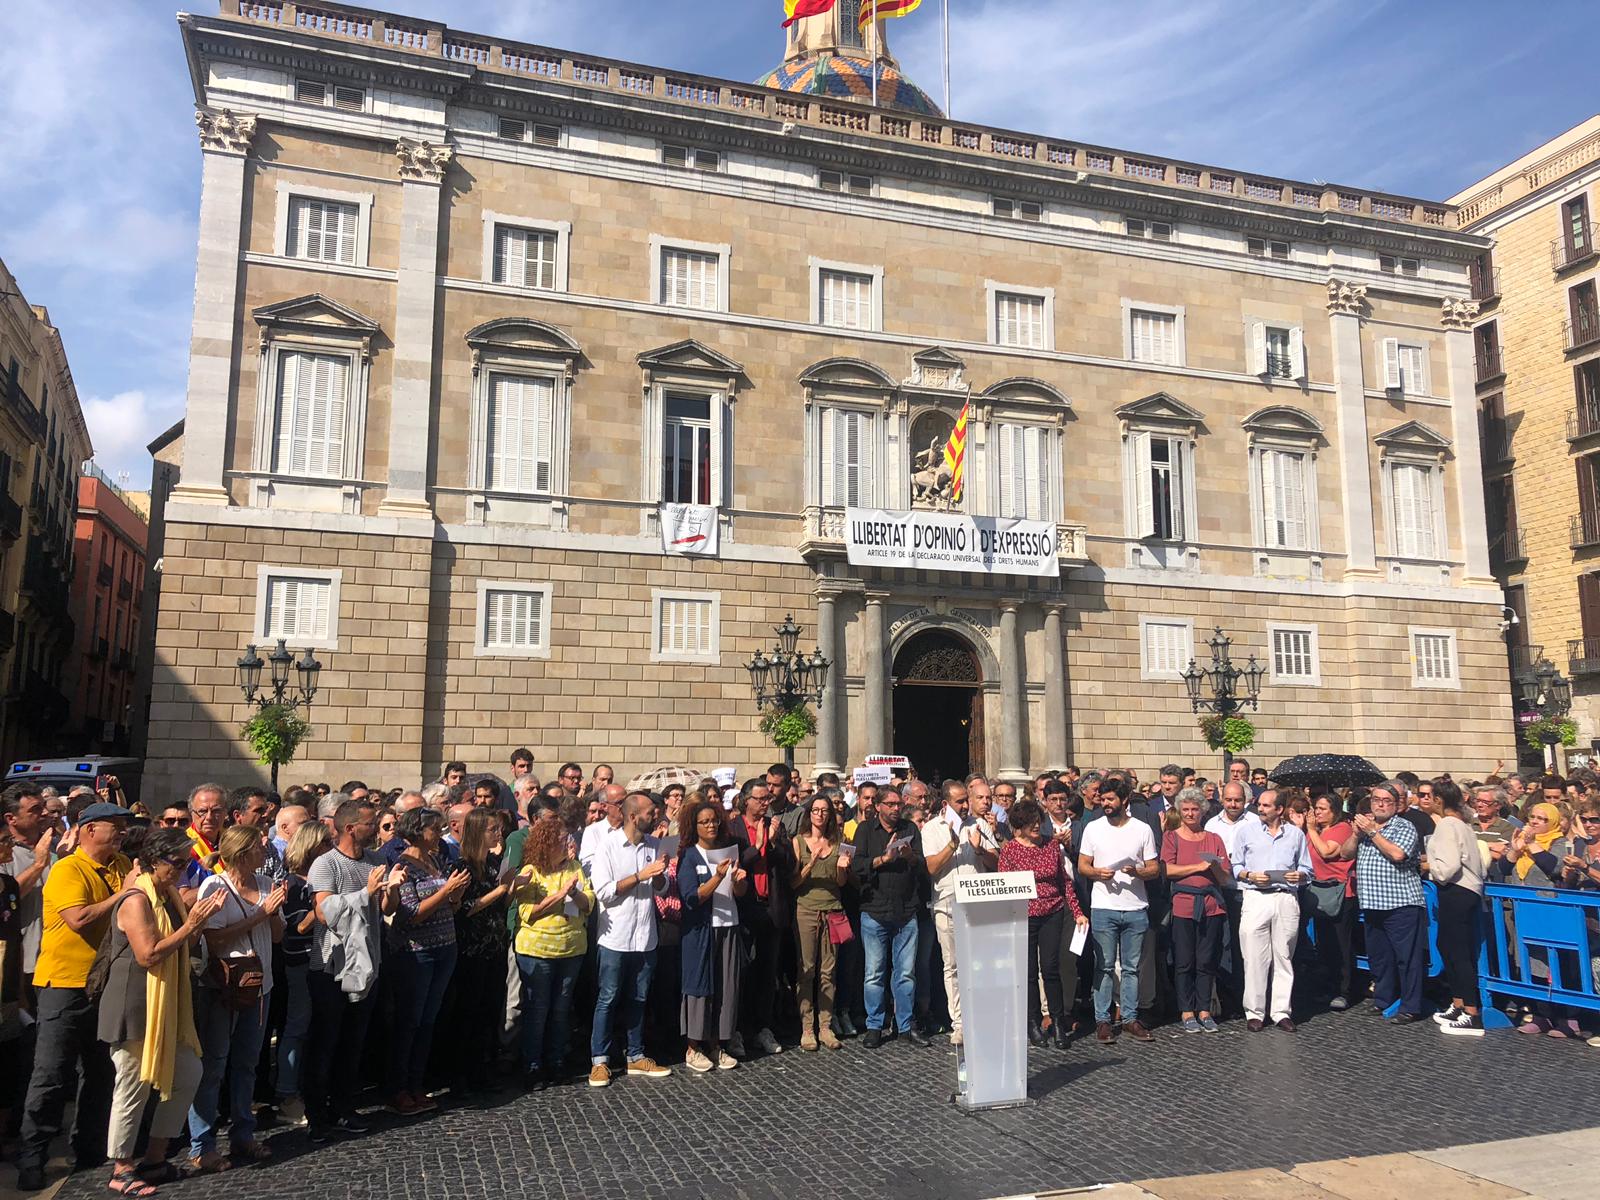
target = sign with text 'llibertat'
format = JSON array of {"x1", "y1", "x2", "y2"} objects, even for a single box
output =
[
  {"x1": 844, "y1": 509, "x2": 1058, "y2": 577},
  {"x1": 955, "y1": 871, "x2": 1039, "y2": 905}
]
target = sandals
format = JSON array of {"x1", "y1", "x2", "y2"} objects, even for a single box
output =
[
  {"x1": 108, "y1": 1168, "x2": 159, "y2": 1197},
  {"x1": 137, "y1": 1162, "x2": 182, "y2": 1185}
]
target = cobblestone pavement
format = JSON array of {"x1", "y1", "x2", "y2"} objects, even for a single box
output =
[{"x1": 45, "y1": 1006, "x2": 1596, "y2": 1200}]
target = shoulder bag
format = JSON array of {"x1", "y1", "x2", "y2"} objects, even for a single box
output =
[{"x1": 205, "y1": 877, "x2": 266, "y2": 1012}]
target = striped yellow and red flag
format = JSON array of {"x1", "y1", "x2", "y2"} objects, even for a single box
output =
[
  {"x1": 858, "y1": 0, "x2": 924, "y2": 28},
  {"x1": 783, "y1": 0, "x2": 839, "y2": 27},
  {"x1": 943, "y1": 399, "x2": 969, "y2": 503}
]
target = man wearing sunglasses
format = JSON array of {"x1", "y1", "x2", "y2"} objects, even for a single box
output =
[{"x1": 1563, "y1": 801, "x2": 1600, "y2": 888}]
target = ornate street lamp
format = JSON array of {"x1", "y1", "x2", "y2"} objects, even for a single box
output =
[
  {"x1": 1518, "y1": 656, "x2": 1573, "y2": 768},
  {"x1": 745, "y1": 614, "x2": 830, "y2": 769},
  {"x1": 236, "y1": 638, "x2": 323, "y2": 789},
  {"x1": 1181, "y1": 626, "x2": 1265, "y2": 773}
]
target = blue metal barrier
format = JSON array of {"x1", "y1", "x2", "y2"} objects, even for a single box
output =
[{"x1": 1479, "y1": 882, "x2": 1600, "y2": 1030}]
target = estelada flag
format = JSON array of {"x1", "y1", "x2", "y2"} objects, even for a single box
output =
[
  {"x1": 783, "y1": 0, "x2": 839, "y2": 27},
  {"x1": 859, "y1": 0, "x2": 923, "y2": 27},
  {"x1": 943, "y1": 400, "x2": 969, "y2": 503}
]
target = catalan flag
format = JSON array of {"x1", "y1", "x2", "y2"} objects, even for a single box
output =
[
  {"x1": 783, "y1": 0, "x2": 839, "y2": 27},
  {"x1": 859, "y1": 0, "x2": 923, "y2": 28},
  {"x1": 943, "y1": 399, "x2": 969, "y2": 503}
]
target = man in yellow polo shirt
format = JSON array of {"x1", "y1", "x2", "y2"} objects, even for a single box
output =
[{"x1": 15, "y1": 802, "x2": 136, "y2": 1192}]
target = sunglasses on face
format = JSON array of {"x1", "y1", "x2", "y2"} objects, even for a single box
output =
[
  {"x1": 1580, "y1": 815, "x2": 1600, "y2": 824},
  {"x1": 160, "y1": 817, "x2": 186, "y2": 827}
]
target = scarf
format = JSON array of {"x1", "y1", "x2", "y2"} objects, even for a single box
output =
[
  {"x1": 1514, "y1": 803, "x2": 1565, "y2": 880},
  {"x1": 136, "y1": 874, "x2": 200, "y2": 1097},
  {"x1": 187, "y1": 827, "x2": 225, "y2": 875}
]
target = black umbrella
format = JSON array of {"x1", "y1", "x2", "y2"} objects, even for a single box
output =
[{"x1": 1267, "y1": 754, "x2": 1386, "y2": 789}]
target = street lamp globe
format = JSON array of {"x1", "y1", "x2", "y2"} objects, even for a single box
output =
[
  {"x1": 236, "y1": 644, "x2": 264, "y2": 699},
  {"x1": 295, "y1": 647, "x2": 322, "y2": 703}
]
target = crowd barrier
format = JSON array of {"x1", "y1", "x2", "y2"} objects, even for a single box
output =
[{"x1": 1478, "y1": 882, "x2": 1600, "y2": 1031}]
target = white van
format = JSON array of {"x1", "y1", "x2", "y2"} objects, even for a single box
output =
[{"x1": 5, "y1": 756, "x2": 143, "y2": 805}]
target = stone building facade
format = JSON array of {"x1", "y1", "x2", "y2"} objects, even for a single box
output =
[{"x1": 148, "y1": 0, "x2": 1516, "y2": 797}]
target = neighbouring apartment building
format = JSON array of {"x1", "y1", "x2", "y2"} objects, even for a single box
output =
[
  {"x1": 149, "y1": 0, "x2": 1516, "y2": 796},
  {"x1": 1453, "y1": 117, "x2": 1600, "y2": 767},
  {"x1": 0, "y1": 257, "x2": 93, "y2": 767},
  {"x1": 66, "y1": 464, "x2": 149, "y2": 756}
]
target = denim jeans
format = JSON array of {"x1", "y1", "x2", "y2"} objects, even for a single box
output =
[
  {"x1": 1090, "y1": 908, "x2": 1148, "y2": 1023},
  {"x1": 274, "y1": 962, "x2": 313, "y2": 1099},
  {"x1": 590, "y1": 947, "x2": 654, "y2": 1065},
  {"x1": 390, "y1": 943, "x2": 458, "y2": 1096},
  {"x1": 188, "y1": 986, "x2": 268, "y2": 1157},
  {"x1": 860, "y1": 911, "x2": 917, "y2": 1033},
  {"x1": 517, "y1": 952, "x2": 582, "y2": 1071}
]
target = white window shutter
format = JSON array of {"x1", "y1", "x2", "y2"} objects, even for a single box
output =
[
  {"x1": 820, "y1": 406, "x2": 838, "y2": 506},
  {"x1": 1132, "y1": 431, "x2": 1155, "y2": 537},
  {"x1": 1289, "y1": 327, "x2": 1306, "y2": 379},
  {"x1": 845, "y1": 410, "x2": 865, "y2": 507},
  {"x1": 493, "y1": 226, "x2": 515, "y2": 285},
  {"x1": 335, "y1": 203, "x2": 357, "y2": 264},
  {"x1": 1281, "y1": 452, "x2": 1308, "y2": 548},
  {"x1": 534, "y1": 378, "x2": 554, "y2": 492},
  {"x1": 1415, "y1": 467, "x2": 1437, "y2": 557},
  {"x1": 1169, "y1": 437, "x2": 1187, "y2": 539},
  {"x1": 275, "y1": 353, "x2": 298, "y2": 473},
  {"x1": 1260, "y1": 448, "x2": 1280, "y2": 545},
  {"x1": 1025, "y1": 425, "x2": 1049, "y2": 520},
  {"x1": 1382, "y1": 338, "x2": 1401, "y2": 390},
  {"x1": 1248, "y1": 321, "x2": 1267, "y2": 375},
  {"x1": 996, "y1": 424, "x2": 1018, "y2": 518},
  {"x1": 321, "y1": 356, "x2": 346, "y2": 478}
]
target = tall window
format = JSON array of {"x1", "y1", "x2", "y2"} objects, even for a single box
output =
[
  {"x1": 263, "y1": 575, "x2": 332, "y2": 642},
  {"x1": 1382, "y1": 339, "x2": 1428, "y2": 394},
  {"x1": 995, "y1": 292, "x2": 1047, "y2": 349},
  {"x1": 660, "y1": 247, "x2": 719, "y2": 309},
  {"x1": 663, "y1": 393, "x2": 712, "y2": 505},
  {"x1": 492, "y1": 225, "x2": 557, "y2": 290},
  {"x1": 821, "y1": 406, "x2": 870, "y2": 508},
  {"x1": 1265, "y1": 327, "x2": 1293, "y2": 378},
  {"x1": 819, "y1": 269, "x2": 873, "y2": 330},
  {"x1": 1563, "y1": 194, "x2": 1592, "y2": 263},
  {"x1": 287, "y1": 197, "x2": 358, "y2": 264},
  {"x1": 1132, "y1": 431, "x2": 1185, "y2": 540},
  {"x1": 837, "y1": 0, "x2": 865, "y2": 47},
  {"x1": 1578, "y1": 360, "x2": 1600, "y2": 434},
  {"x1": 1390, "y1": 462, "x2": 1437, "y2": 558},
  {"x1": 995, "y1": 422, "x2": 1050, "y2": 520},
  {"x1": 1130, "y1": 309, "x2": 1179, "y2": 365},
  {"x1": 485, "y1": 374, "x2": 555, "y2": 493},
  {"x1": 1571, "y1": 281, "x2": 1599, "y2": 347},
  {"x1": 1259, "y1": 448, "x2": 1310, "y2": 549},
  {"x1": 272, "y1": 351, "x2": 348, "y2": 478}
]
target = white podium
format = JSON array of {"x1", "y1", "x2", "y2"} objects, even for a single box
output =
[{"x1": 952, "y1": 870, "x2": 1037, "y2": 1111}]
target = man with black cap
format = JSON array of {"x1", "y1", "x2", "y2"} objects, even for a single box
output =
[{"x1": 15, "y1": 802, "x2": 137, "y2": 1191}]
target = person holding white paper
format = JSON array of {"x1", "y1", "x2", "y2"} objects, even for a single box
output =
[
  {"x1": 676, "y1": 800, "x2": 748, "y2": 1073},
  {"x1": 998, "y1": 799, "x2": 1086, "y2": 1050},
  {"x1": 1159, "y1": 789, "x2": 1231, "y2": 1034},
  {"x1": 1078, "y1": 779, "x2": 1160, "y2": 1044},
  {"x1": 1231, "y1": 789, "x2": 1312, "y2": 1033},
  {"x1": 921, "y1": 780, "x2": 998, "y2": 1048}
]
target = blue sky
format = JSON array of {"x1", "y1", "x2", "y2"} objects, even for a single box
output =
[{"x1": 0, "y1": 0, "x2": 1590, "y2": 488}]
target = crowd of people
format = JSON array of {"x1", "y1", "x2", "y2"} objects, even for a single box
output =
[{"x1": 1, "y1": 753, "x2": 1598, "y2": 1194}]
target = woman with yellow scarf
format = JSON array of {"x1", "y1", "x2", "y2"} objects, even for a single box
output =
[
  {"x1": 97, "y1": 829, "x2": 226, "y2": 1195},
  {"x1": 1508, "y1": 802, "x2": 1572, "y2": 887}
]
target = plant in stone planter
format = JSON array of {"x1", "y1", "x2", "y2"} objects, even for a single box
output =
[
  {"x1": 759, "y1": 701, "x2": 817, "y2": 755},
  {"x1": 1199, "y1": 714, "x2": 1256, "y2": 755},
  {"x1": 241, "y1": 702, "x2": 313, "y2": 791},
  {"x1": 1522, "y1": 715, "x2": 1577, "y2": 752}
]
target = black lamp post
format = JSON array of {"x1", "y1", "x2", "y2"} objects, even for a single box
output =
[
  {"x1": 745, "y1": 614, "x2": 830, "y2": 770},
  {"x1": 1180, "y1": 626, "x2": 1265, "y2": 774},
  {"x1": 1518, "y1": 656, "x2": 1573, "y2": 769},
  {"x1": 236, "y1": 638, "x2": 322, "y2": 790}
]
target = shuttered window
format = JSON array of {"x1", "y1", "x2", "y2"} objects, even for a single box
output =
[
  {"x1": 1382, "y1": 339, "x2": 1428, "y2": 394},
  {"x1": 821, "y1": 406, "x2": 870, "y2": 508},
  {"x1": 657, "y1": 595, "x2": 716, "y2": 658},
  {"x1": 492, "y1": 225, "x2": 557, "y2": 290},
  {"x1": 264, "y1": 576, "x2": 332, "y2": 642},
  {"x1": 273, "y1": 351, "x2": 348, "y2": 478},
  {"x1": 483, "y1": 588, "x2": 546, "y2": 653},
  {"x1": 287, "y1": 197, "x2": 358, "y2": 264},
  {"x1": 819, "y1": 269, "x2": 873, "y2": 329},
  {"x1": 663, "y1": 393, "x2": 713, "y2": 505},
  {"x1": 995, "y1": 292, "x2": 1047, "y2": 349},
  {"x1": 1259, "y1": 448, "x2": 1309, "y2": 549},
  {"x1": 661, "y1": 247, "x2": 719, "y2": 309},
  {"x1": 485, "y1": 373, "x2": 555, "y2": 493},
  {"x1": 1271, "y1": 626, "x2": 1318, "y2": 683},
  {"x1": 1130, "y1": 309, "x2": 1179, "y2": 364},
  {"x1": 1391, "y1": 463, "x2": 1437, "y2": 558},
  {"x1": 1141, "y1": 619, "x2": 1193, "y2": 679},
  {"x1": 1411, "y1": 630, "x2": 1457, "y2": 685},
  {"x1": 996, "y1": 422, "x2": 1051, "y2": 520},
  {"x1": 1132, "y1": 431, "x2": 1184, "y2": 540}
]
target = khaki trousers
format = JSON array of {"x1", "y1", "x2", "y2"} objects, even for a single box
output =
[
  {"x1": 107, "y1": 1040, "x2": 202, "y2": 1161},
  {"x1": 794, "y1": 906, "x2": 838, "y2": 1035},
  {"x1": 934, "y1": 904, "x2": 962, "y2": 1035}
]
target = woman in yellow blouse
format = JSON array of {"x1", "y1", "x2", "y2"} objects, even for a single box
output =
[{"x1": 511, "y1": 819, "x2": 594, "y2": 1086}]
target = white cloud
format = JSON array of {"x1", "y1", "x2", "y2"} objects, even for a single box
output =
[{"x1": 81, "y1": 390, "x2": 184, "y2": 485}]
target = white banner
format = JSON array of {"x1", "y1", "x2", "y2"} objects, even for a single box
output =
[
  {"x1": 660, "y1": 504, "x2": 719, "y2": 556},
  {"x1": 845, "y1": 509, "x2": 1058, "y2": 577},
  {"x1": 955, "y1": 871, "x2": 1039, "y2": 905}
]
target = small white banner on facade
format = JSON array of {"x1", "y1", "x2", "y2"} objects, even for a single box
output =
[
  {"x1": 955, "y1": 871, "x2": 1039, "y2": 905},
  {"x1": 660, "y1": 504, "x2": 719, "y2": 556},
  {"x1": 844, "y1": 509, "x2": 1057, "y2": 577}
]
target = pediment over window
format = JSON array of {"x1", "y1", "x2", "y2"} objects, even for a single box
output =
[
  {"x1": 1242, "y1": 404, "x2": 1324, "y2": 443},
  {"x1": 1375, "y1": 420, "x2": 1452, "y2": 456},
  {"x1": 980, "y1": 376, "x2": 1071, "y2": 411},
  {"x1": 904, "y1": 346, "x2": 967, "y2": 393},
  {"x1": 637, "y1": 339, "x2": 744, "y2": 387},
  {"x1": 799, "y1": 357, "x2": 897, "y2": 396},
  {"x1": 466, "y1": 318, "x2": 583, "y2": 376},
  {"x1": 253, "y1": 293, "x2": 380, "y2": 356},
  {"x1": 1116, "y1": 392, "x2": 1205, "y2": 434}
]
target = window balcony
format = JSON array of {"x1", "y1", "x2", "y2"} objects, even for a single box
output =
[
  {"x1": 1552, "y1": 225, "x2": 1600, "y2": 272},
  {"x1": 1469, "y1": 265, "x2": 1501, "y2": 304},
  {"x1": 1481, "y1": 415, "x2": 1512, "y2": 463},
  {"x1": 1475, "y1": 346, "x2": 1505, "y2": 385},
  {"x1": 0, "y1": 608, "x2": 13, "y2": 654},
  {"x1": 0, "y1": 494, "x2": 20, "y2": 544},
  {"x1": 1490, "y1": 526, "x2": 1526, "y2": 570},
  {"x1": 1567, "y1": 404, "x2": 1600, "y2": 442},
  {"x1": 1567, "y1": 313, "x2": 1600, "y2": 352},
  {"x1": 111, "y1": 648, "x2": 133, "y2": 673},
  {"x1": 1570, "y1": 636, "x2": 1600, "y2": 677},
  {"x1": 1, "y1": 376, "x2": 46, "y2": 439},
  {"x1": 1265, "y1": 351, "x2": 1293, "y2": 379},
  {"x1": 117, "y1": 577, "x2": 133, "y2": 601},
  {"x1": 1573, "y1": 508, "x2": 1600, "y2": 549},
  {"x1": 97, "y1": 561, "x2": 113, "y2": 587}
]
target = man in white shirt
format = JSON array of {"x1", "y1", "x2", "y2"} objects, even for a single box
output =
[
  {"x1": 1077, "y1": 779, "x2": 1160, "y2": 1044},
  {"x1": 919, "y1": 780, "x2": 999, "y2": 1047},
  {"x1": 578, "y1": 784, "x2": 626, "y2": 874},
  {"x1": 1205, "y1": 782, "x2": 1260, "y2": 1018},
  {"x1": 1232, "y1": 789, "x2": 1312, "y2": 1032},
  {"x1": 586, "y1": 792, "x2": 672, "y2": 1088}
]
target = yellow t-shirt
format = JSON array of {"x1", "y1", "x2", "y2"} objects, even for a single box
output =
[
  {"x1": 513, "y1": 861, "x2": 592, "y2": 960},
  {"x1": 34, "y1": 850, "x2": 130, "y2": 989}
]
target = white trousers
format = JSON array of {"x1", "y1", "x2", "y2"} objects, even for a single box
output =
[
  {"x1": 1239, "y1": 890, "x2": 1300, "y2": 1022},
  {"x1": 933, "y1": 906, "x2": 962, "y2": 1034}
]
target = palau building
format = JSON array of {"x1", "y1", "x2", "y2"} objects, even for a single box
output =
[{"x1": 146, "y1": 0, "x2": 1517, "y2": 797}]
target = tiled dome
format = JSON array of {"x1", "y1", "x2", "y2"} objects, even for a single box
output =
[{"x1": 760, "y1": 54, "x2": 942, "y2": 118}]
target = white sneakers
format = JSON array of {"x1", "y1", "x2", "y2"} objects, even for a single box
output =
[{"x1": 684, "y1": 1048, "x2": 714, "y2": 1073}]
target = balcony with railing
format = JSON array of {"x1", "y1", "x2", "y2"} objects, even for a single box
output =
[
  {"x1": 1475, "y1": 344, "x2": 1505, "y2": 385},
  {"x1": 1573, "y1": 508, "x2": 1600, "y2": 548},
  {"x1": 1570, "y1": 636, "x2": 1600, "y2": 676},
  {"x1": 96, "y1": 561, "x2": 112, "y2": 588},
  {"x1": 0, "y1": 375, "x2": 46, "y2": 439},
  {"x1": 1490, "y1": 526, "x2": 1526, "y2": 570},
  {"x1": 0, "y1": 493, "x2": 20, "y2": 543},
  {"x1": 111, "y1": 648, "x2": 133, "y2": 673},
  {"x1": 117, "y1": 576, "x2": 133, "y2": 601},
  {"x1": 1567, "y1": 310, "x2": 1600, "y2": 352},
  {"x1": 1567, "y1": 402, "x2": 1600, "y2": 441},
  {"x1": 1481, "y1": 414, "x2": 1512, "y2": 463},
  {"x1": 1552, "y1": 225, "x2": 1600, "y2": 271},
  {"x1": 1469, "y1": 265, "x2": 1501, "y2": 304}
]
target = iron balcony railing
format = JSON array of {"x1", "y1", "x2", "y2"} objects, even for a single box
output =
[
  {"x1": 1568, "y1": 403, "x2": 1600, "y2": 440},
  {"x1": 1566, "y1": 311, "x2": 1600, "y2": 351},
  {"x1": 1574, "y1": 508, "x2": 1600, "y2": 548},
  {"x1": 1476, "y1": 345, "x2": 1505, "y2": 384},
  {"x1": 1491, "y1": 526, "x2": 1526, "y2": 568},
  {"x1": 1469, "y1": 265, "x2": 1501, "y2": 303},
  {"x1": 1569, "y1": 636, "x2": 1600, "y2": 676},
  {"x1": 1481, "y1": 414, "x2": 1512, "y2": 462},
  {"x1": 1552, "y1": 224, "x2": 1600, "y2": 271}
]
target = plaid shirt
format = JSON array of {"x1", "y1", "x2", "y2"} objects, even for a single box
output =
[{"x1": 1355, "y1": 816, "x2": 1424, "y2": 911}]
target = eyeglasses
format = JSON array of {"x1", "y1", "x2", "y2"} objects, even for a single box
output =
[
  {"x1": 159, "y1": 817, "x2": 186, "y2": 827},
  {"x1": 1580, "y1": 815, "x2": 1600, "y2": 824}
]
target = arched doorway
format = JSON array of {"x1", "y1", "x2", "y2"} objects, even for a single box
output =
[{"x1": 892, "y1": 629, "x2": 983, "y2": 785}]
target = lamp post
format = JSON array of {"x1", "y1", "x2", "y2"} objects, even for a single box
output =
[
  {"x1": 236, "y1": 638, "x2": 322, "y2": 790},
  {"x1": 744, "y1": 613, "x2": 830, "y2": 771},
  {"x1": 1180, "y1": 626, "x2": 1265, "y2": 776},
  {"x1": 1517, "y1": 656, "x2": 1573, "y2": 770}
]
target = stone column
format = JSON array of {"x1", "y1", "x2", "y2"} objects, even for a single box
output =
[
  {"x1": 814, "y1": 586, "x2": 843, "y2": 775},
  {"x1": 864, "y1": 592, "x2": 889, "y2": 755},
  {"x1": 1443, "y1": 299, "x2": 1493, "y2": 582},
  {"x1": 170, "y1": 110, "x2": 257, "y2": 506},
  {"x1": 377, "y1": 138, "x2": 454, "y2": 519},
  {"x1": 1327, "y1": 280, "x2": 1378, "y2": 577},
  {"x1": 998, "y1": 599, "x2": 1027, "y2": 779},
  {"x1": 1042, "y1": 603, "x2": 1068, "y2": 772}
]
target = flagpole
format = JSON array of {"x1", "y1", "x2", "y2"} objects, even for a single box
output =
[
  {"x1": 942, "y1": 0, "x2": 951, "y2": 115},
  {"x1": 870, "y1": 9, "x2": 879, "y2": 108}
]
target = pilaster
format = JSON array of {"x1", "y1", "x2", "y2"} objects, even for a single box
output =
[
  {"x1": 1443, "y1": 299, "x2": 1494, "y2": 583},
  {"x1": 1042, "y1": 604, "x2": 1068, "y2": 772},
  {"x1": 864, "y1": 591, "x2": 890, "y2": 756},
  {"x1": 998, "y1": 599, "x2": 1027, "y2": 780},
  {"x1": 1327, "y1": 280, "x2": 1378, "y2": 578},
  {"x1": 814, "y1": 585, "x2": 844, "y2": 775}
]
